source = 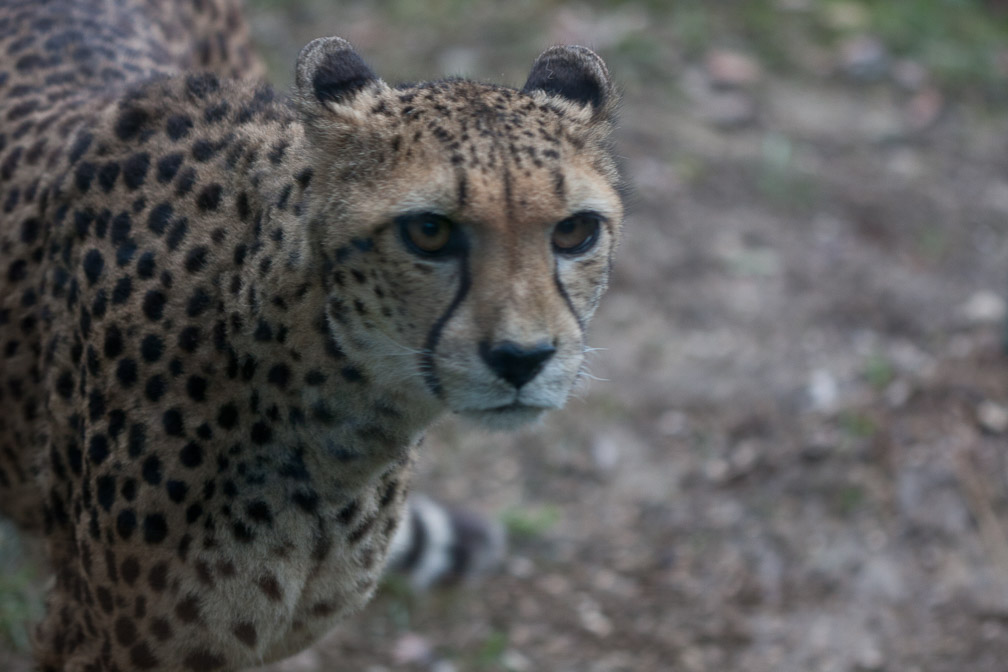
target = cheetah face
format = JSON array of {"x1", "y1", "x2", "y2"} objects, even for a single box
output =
[{"x1": 295, "y1": 39, "x2": 623, "y2": 429}]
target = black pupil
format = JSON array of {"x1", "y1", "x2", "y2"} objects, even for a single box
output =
[
  {"x1": 559, "y1": 219, "x2": 578, "y2": 235},
  {"x1": 421, "y1": 220, "x2": 441, "y2": 237}
]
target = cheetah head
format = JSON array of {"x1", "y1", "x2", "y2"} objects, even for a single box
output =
[{"x1": 293, "y1": 37, "x2": 623, "y2": 430}]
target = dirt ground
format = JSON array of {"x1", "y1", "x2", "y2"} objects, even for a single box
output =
[{"x1": 4, "y1": 1, "x2": 1008, "y2": 671}]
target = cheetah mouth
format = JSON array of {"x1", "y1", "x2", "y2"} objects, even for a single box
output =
[{"x1": 457, "y1": 402, "x2": 552, "y2": 429}]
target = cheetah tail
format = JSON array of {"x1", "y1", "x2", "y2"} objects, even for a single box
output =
[{"x1": 385, "y1": 495, "x2": 506, "y2": 590}]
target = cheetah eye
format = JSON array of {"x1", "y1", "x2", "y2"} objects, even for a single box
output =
[
  {"x1": 398, "y1": 213, "x2": 460, "y2": 257},
  {"x1": 552, "y1": 212, "x2": 601, "y2": 255}
]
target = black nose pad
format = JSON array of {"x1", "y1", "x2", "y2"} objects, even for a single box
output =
[{"x1": 479, "y1": 340, "x2": 557, "y2": 389}]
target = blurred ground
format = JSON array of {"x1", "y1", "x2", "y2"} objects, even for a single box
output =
[{"x1": 3, "y1": 1, "x2": 1008, "y2": 671}]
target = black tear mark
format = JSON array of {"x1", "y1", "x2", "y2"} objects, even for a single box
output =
[{"x1": 420, "y1": 254, "x2": 471, "y2": 398}]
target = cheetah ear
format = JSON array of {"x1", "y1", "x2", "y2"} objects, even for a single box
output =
[
  {"x1": 522, "y1": 45, "x2": 616, "y2": 122},
  {"x1": 295, "y1": 37, "x2": 386, "y2": 114}
]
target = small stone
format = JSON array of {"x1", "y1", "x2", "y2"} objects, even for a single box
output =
[
  {"x1": 730, "y1": 441, "x2": 758, "y2": 474},
  {"x1": 705, "y1": 50, "x2": 761, "y2": 88},
  {"x1": 502, "y1": 650, "x2": 532, "y2": 672},
  {"x1": 905, "y1": 87, "x2": 943, "y2": 131},
  {"x1": 392, "y1": 633, "x2": 433, "y2": 665},
  {"x1": 977, "y1": 400, "x2": 1008, "y2": 435},
  {"x1": 591, "y1": 435, "x2": 620, "y2": 472},
  {"x1": 839, "y1": 35, "x2": 888, "y2": 80},
  {"x1": 961, "y1": 290, "x2": 1006, "y2": 325},
  {"x1": 808, "y1": 369, "x2": 838, "y2": 411},
  {"x1": 892, "y1": 59, "x2": 928, "y2": 90},
  {"x1": 704, "y1": 457, "x2": 730, "y2": 484},
  {"x1": 855, "y1": 645, "x2": 885, "y2": 671},
  {"x1": 703, "y1": 91, "x2": 757, "y2": 128},
  {"x1": 577, "y1": 595, "x2": 613, "y2": 638},
  {"x1": 824, "y1": 2, "x2": 869, "y2": 30},
  {"x1": 884, "y1": 378, "x2": 911, "y2": 408},
  {"x1": 658, "y1": 409, "x2": 689, "y2": 436}
]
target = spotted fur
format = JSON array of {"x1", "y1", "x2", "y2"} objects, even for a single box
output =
[{"x1": 0, "y1": 1, "x2": 623, "y2": 670}]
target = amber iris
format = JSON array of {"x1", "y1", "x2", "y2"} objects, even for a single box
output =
[
  {"x1": 552, "y1": 213, "x2": 601, "y2": 254},
  {"x1": 403, "y1": 214, "x2": 454, "y2": 254}
]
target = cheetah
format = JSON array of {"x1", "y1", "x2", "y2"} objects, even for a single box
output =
[{"x1": 0, "y1": 0, "x2": 624, "y2": 669}]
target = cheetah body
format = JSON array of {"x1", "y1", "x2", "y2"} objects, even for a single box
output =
[{"x1": 0, "y1": 1, "x2": 623, "y2": 669}]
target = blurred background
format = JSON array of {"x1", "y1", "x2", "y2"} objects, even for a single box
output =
[{"x1": 4, "y1": 1, "x2": 1008, "y2": 670}]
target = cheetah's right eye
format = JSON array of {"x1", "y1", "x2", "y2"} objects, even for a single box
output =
[{"x1": 398, "y1": 213, "x2": 461, "y2": 257}]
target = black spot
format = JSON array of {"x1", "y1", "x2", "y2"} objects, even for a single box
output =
[
  {"x1": 88, "y1": 390, "x2": 105, "y2": 421},
  {"x1": 186, "y1": 287, "x2": 211, "y2": 317},
  {"x1": 246, "y1": 500, "x2": 273, "y2": 525},
  {"x1": 56, "y1": 370, "x2": 74, "y2": 398},
  {"x1": 292, "y1": 490, "x2": 319, "y2": 513},
  {"x1": 122, "y1": 152, "x2": 150, "y2": 190},
  {"x1": 68, "y1": 131, "x2": 93, "y2": 163},
  {"x1": 304, "y1": 370, "x2": 326, "y2": 386},
  {"x1": 103, "y1": 324, "x2": 124, "y2": 358},
  {"x1": 91, "y1": 289, "x2": 107, "y2": 319},
  {"x1": 224, "y1": 192, "x2": 248, "y2": 230},
  {"x1": 267, "y1": 364, "x2": 290, "y2": 388},
  {"x1": 217, "y1": 403, "x2": 238, "y2": 430},
  {"x1": 296, "y1": 167, "x2": 313, "y2": 188},
  {"x1": 253, "y1": 320, "x2": 272, "y2": 342},
  {"x1": 83, "y1": 249, "x2": 104, "y2": 285},
  {"x1": 112, "y1": 275, "x2": 132, "y2": 304},
  {"x1": 178, "y1": 326, "x2": 200, "y2": 352},
  {"x1": 166, "y1": 217, "x2": 188, "y2": 250},
  {"x1": 145, "y1": 374, "x2": 166, "y2": 402},
  {"x1": 140, "y1": 334, "x2": 164, "y2": 362},
  {"x1": 184, "y1": 246, "x2": 208, "y2": 273},
  {"x1": 157, "y1": 153, "x2": 183, "y2": 182},
  {"x1": 250, "y1": 422, "x2": 271, "y2": 445},
  {"x1": 186, "y1": 72, "x2": 220, "y2": 98},
  {"x1": 175, "y1": 167, "x2": 197, "y2": 196},
  {"x1": 166, "y1": 480, "x2": 188, "y2": 503},
  {"x1": 186, "y1": 376, "x2": 207, "y2": 402},
  {"x1": 166, "y1": 114, "x2": 194, "y2": 141},
  {"x1": 121, "y1": 557, "x2": 140, "y2": 585},
  {"x1": 116, "y1": 509, "x2": 137, "y2": 540},
  {"x1": 179, "y1": 441, "x2": 203, "y2": 468},
  {"x1": 148, "y1": 202, "x2": 172, "y2": 235},
  {"x1": 97, "y1": 161, "x2": 120, "y2": 191},
  {"x1": 143, "y1": 514, "x2": 168, "y2": 544},
  {"x1": 204, "y1": 102, "x2": 229, "y2": 123},
  {"x1": 116, "y1": 358, "x2": 137, "y2": 387},
  {"x1": 196, "y1": 183, "x2": 222, "y2": 211},
  {"x1": 163, "y1": 409, "x2": 184, "y2": 436},
  {"x1": 137, "y1": 251, "x2": 156, "y2": 278},
  {"x1": 341, "y1": 366, "x2": 364, "y2": 383},
  {"x1": 88, "y1": 434, "x2": 109, "y2": 465},
  {"x1": 110, "y1": 212, "x2": 131, "y2": 245},
  {"x1": 142, "y1": 455, "x2": 162, "y2": 485},
  {"x1": 96, "y1": 475, "x2": 116, "y2": 511},
  {"x1": 116, "y1": 105, "x2": 149, "y2": 141},
  {"x1": 142, "y1": 290, "x2": 166, "y2": 321},
  {"x1": 128, "y1": 423, "x2": 146, "y2": 457},
  {"x1": 191, "y1": 139, "x2": 217, "y2": 162},
  {"x1": 7, "y1": 259, "x2": 27, "y2": 283}
]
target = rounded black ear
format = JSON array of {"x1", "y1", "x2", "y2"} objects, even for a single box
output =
[
  {"x1": 522, "y1": 45, "x2": 615, "y2": 119},
  {"x1": 295, "y1": 36, "x2": 379, "y2": 106}
]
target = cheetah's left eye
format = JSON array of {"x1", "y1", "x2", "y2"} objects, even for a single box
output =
[
  {"x1": 552, "y1": 212, "x2": 602, "y2": 255},
  {"x1": 398, "y1": 213, "x2": 460, "y2": 257}
]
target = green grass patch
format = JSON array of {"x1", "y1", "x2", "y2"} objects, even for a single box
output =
[{"x1": 501, "y1": 505, "x2": 562, "y2": 540}]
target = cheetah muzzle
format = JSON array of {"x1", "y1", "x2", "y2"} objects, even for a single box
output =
[{"x1": 0, "y1": 1, "x2": 624, "y2": 670}]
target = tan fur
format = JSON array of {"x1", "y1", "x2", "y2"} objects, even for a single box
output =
[{"x1": 0, "y1": 2, "x2": 622, "y2": 670}]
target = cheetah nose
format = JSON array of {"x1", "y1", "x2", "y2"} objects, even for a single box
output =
[{"x1": 479, "y1": 340, "x2": 556, "y2": 389}]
